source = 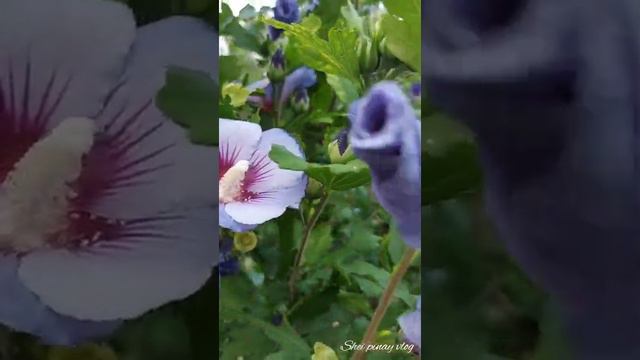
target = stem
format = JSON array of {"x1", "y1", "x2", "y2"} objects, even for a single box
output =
[
  {"x1": 353, "y1": 247, "x2": 418, "y2": 360},
  {"x1": 288, "y1": 192, "x2": 331, "y2": 300}
]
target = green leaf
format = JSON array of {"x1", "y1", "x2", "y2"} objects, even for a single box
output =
[
  {"x1": 326, "y1": 74, "x2": 360, "y2": 105},
  {"x1": 156, "y1": 67, "x2": 217, "y2": 146},
  {"x1": 264, "y1": 18, "x2": 361, "y2": 88},
  {"x1": 380, "y1": 0, "x2": 421, "y2": 70},
  {"x1": 304, "y1": 224, "x2": 334, "y2": 265},
  {"x1": 269, "y1": 145, "x2": 371, "y2": 191},
  {"x1": 221, "y1": 18, "x2": 262, "y2": 53},
  {"x1": 268, "y1": 144, "x2": 309, "y2": 171},
  {"x1": 220, "y1": 305, "x2": 311, "y2": 357}
]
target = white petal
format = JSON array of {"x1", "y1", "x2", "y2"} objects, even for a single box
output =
[
  {"x1": 18, "y1": 207, "x2": 216, "y2": 321},
  {"x1": 0, "y1": 0, "x2": 135, "y2": 127},
  {"x1": 220, "y1": 119, "x2": 263, "y2": 164},
  {"x1": 81, "y1": 17, "x2": 217, "y2": 219},
  {"x1": 247, "y1": 128, "x2": 305, "y2": 193}
]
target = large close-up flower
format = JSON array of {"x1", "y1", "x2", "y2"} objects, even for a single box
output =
[
  {"x1": 219, "y1": 119, "x2": 306, "y2": 232},
  {"x1": 0, "y1": 0, "x2": 216, "y2": 345},
  {"x1": 348, "y1": 82, "x2": 421, "y2": 249}
]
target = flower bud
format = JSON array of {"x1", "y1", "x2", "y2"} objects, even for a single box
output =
[
  {"x1": 328, "y1": 129, "x2": 355, "y2": 164},
  {"x1": 358, "y1": 37, "x2": 379, "y2": 73},
  {"x1": 268, "y1": 48, "x2": 286, "y2": 82},
  {"x1": 291, "y1": 88, "x2": 310, "y2": 113},
  {"x1": 306, "y1": 177, "x2": 324, "y2": 198},
  {"x1": 379, "y1": 36, "x2": 390, "y2": 57},
  {"x1": 233, "y1": 231, "x2": 258, "y2": 253}
]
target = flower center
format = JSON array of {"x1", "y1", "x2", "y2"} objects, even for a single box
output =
[
  {"x1": 0, "y1": 117, "x2": 95, "y2": 252},
  {"x1": 219, "y1": 160, "x2": 250, "y2": 203}
]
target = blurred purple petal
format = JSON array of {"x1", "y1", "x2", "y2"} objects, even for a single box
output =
[
  {"x1": 0, "y1": 256, "x2": 120, "y2": 345},
  {"x1": 398, "y1": 296, "x2": 421, "y2": 350},
  {"x1": 280, "y1": 67, "x2": 316, "y2": 107},
  {"x1": 349, "y1": 82, "x2": 421, "y2": 249},
  {"x1": 269, "y1": 0, "x2": 300, "y2": 40}
]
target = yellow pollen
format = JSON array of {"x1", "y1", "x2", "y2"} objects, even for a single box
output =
[{"x1": 219, "y1": 160, "x2": 250, "y2": 203}]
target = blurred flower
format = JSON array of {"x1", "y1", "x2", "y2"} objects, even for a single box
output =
[
  {"x1": 0, "y1": 0, "x2": 217, "y2": 345},
  {"x1": 219, "y1": 119, "x2": 306, "y2": 231},
  {"x1": 246, "y1": 67, "x2": 317, "y2": 111},
  {"x1": 398, "y1": 296, "x2": 421, "y2": 352},
  {"x1": 348, "y1": 82, "x2": 421, "y2": 248},
  {"x1": 219, "y1": 237, "x2": 239, "y2": 277},
  {"x1": 233, "y1": 231, "x2": 258, "y2": 253},
  {"x1": 269, "y1": 0, "x2": 301, "y2": 40},
  {"x1": 410, "y1": 83, "x2": 421, "y2": 98},
  {"x1": 281, "y1": 67, "x2": 317, "y2": 108}
]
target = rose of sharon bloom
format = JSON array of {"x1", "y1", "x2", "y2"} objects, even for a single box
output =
[
  {"x1": 0, "y1": 0, "x2": 216, "y2": 345},
  {"x1": 269, "y1": 0, "x2": 301, "y2": 40},
  {"x1": 348, "y1": 82, "x2": 421, "y2": 248},
  {"x1": 219, "y1": 119, "x2": 306, "y2": 232},
  {"x1": 398, "y1": 296, "x2": 421, "y2": 351}
]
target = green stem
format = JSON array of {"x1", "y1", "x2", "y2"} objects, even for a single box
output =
[
  {"x1": 353, "y1": 247, "x2": 417, "y2": 360},
  {"x1": 288, "y1": 192, "x2": 331, "y2": 300}
]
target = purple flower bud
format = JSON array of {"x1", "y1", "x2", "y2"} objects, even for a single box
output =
[
  {"x1": 219, "y1": 238, "x2": 240, "y2": 277},
  {"x1": 291, "y1": 89, "x2": 310, "y2": 113},
  {"x1": 410, "y1": 83, "x2": 421, "y2": 98},
  {"x1": 269, "y1": 48, "x2": 286, "y2": 82},
  {"x1": 349, "y1": 82, "x2": 421, "y2": 249},
  {"x1": 269, "y1": 0, "x2": 301, "y2": 40}
]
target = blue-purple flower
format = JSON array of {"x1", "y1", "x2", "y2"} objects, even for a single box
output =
[
  {"x1": 269, "y1": 0, "x2": 301, "y2": 40},
  {"x1": 348, "y1": 82, "x2": 421, "y2": 248},
  {"x1": 0, "y1": 0, "x2": 216, "y2": 345},
  {"x1": 219, "y1": 119, "x2": 306, "y2": 232},
  {"x1": 398, "y1": 296, "x2": 421, "y2": 351},
  {"x1": 247, "y1": 67, "x2": 317, "y2": 111}
]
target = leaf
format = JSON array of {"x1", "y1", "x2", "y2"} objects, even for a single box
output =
[
  {"x1": 269, "y1": 145, "x2": 371, "y2": 191},
  {"x1": 340, "y1": 0, "x2": 364, "y2": 35},
  {"x1": 156, "y1": 67, "x2": 217, "y2": 146},
  {"x1": 304, "y1": 224, "x2": 334, "y2": 265},
  {"x1": 221, "y1": 18, "x2": 262, "y2": 53},
  {"x1": 326, "y1": 74, "x2": 360, "y2": 105},
  {"x1": 264, "y1": 18, "x2": 361, "y2": 87},
  {"x1": 220, "y1": 305, "x2": 311, "y2": 357},
  {"x1": 380, "y1": 0, "x2": 421, "y2": 70}
]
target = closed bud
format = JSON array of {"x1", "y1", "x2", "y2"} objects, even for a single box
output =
[
  {"x1": 358, "y1": 37, "x2": 379, "y2": 72},
  {"x1": 306, "y1": 177, "x2": 324, "y2": 198},
  {"x1": 379, "y1": 36, "x2": 390, "y2": 57},
  {"x1": 234, "y1": 231, "x2": 258, "y2": 253},
  {"x1": 328, "y1": 129, "x2": 355, "y2": 164},
  {"x1": 268, "y1": 48, "x2": 286, "y2": 82},
  {"x1": 291, "y1": 89, "x2": 310, "y2": 113}
]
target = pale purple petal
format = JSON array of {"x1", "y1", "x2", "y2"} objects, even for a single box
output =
[
  {"x1": 18, "y1": 208, "x2": 215, "y2": 321},
  {"x1": 220, "y1": 204, "x2": 257, "y2": 232},
  {"x1": 0, "y1": 255, "x2": 120, "y2": 345},
  {"x1": 0, "y1": 0, "x2": 135, "y2": 130},
  {"x1": 246, "y1": 128, "x2": 305, "y2": 194},
  {"x1": 280, "y1": 67, "x2": 316, "y2": 107},
  {"x1": 80, "y1": 17, "x2": 217, "y2": 220},
  {"x1": 398, "y1": 297, "x2": 421, "y2": 349},
  {"x1": 349, "y1": 82, "x2": 421, "y2": 249},
  {"x1": 219, "y1": 119, "x2": 262, "y2": 170},
  {"x1": 225, "y1": 180, "x2": 306, "y2": 225}
]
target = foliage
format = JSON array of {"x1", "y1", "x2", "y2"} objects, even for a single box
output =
[{"x1": 219, "y1": 0, "x2": 421, "y2": 358}]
